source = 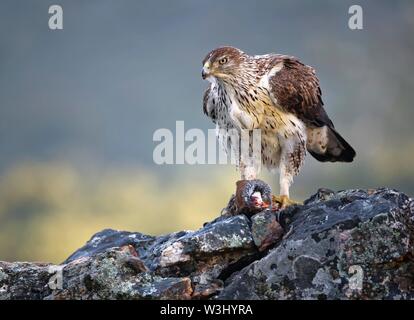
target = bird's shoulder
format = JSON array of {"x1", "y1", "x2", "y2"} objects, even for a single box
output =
[{"x1": 262, "y1": 54, "x2": 333, "y2": 128}]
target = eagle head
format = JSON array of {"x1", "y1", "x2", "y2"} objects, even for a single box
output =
[{"x1": 202, "y1": 46, "x2": 246, "y2": 81}]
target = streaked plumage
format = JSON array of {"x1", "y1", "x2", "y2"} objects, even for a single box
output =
[{"x1": 202, "y1": 46, "x2": 355, "y2": 203}]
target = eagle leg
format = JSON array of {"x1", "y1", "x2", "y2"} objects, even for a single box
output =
[{"x1": 276, "y1": 142, "x2": 305, "y2": 210}]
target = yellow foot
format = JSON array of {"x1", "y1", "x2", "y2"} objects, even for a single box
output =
[{"x1": 272, "y1": 195, "x2": 302, "y2": 210}]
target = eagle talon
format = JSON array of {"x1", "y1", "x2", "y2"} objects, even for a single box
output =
[{"x1": 272, "y1": 195, "x2": 301, "y2": 210}]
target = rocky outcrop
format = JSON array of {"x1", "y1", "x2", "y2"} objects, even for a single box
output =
[{"x1": 1, "y1": 186, "x2": 413, "y2": 300}]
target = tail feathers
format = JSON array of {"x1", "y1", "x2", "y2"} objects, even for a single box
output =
[{"x1": 307, "y1": 126, "x2": 356, "y2": 163}]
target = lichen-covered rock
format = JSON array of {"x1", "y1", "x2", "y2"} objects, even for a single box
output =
[
  {"x1": 0, "y1": 187, "x2": 413, "y2": 300},
  {"x1": 47, "y1": 248, "x2": 194, "y2": 300},
  {"x1": 1, "y1": 212, "x2": 259, "y2": 300},
  {"x1": 251, "y1": 211, "x2": 284, "y2": 251},
  {"x1": 217, "y1": 188, "x2": 414, "y2": 300},
  {"x1": 0, "y1": 262, "x2": 53, "y2": 300}
]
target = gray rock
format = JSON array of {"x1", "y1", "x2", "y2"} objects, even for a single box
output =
[
  {"x1": 1, "y1": 187, "x2": 413, "y2": 300},
  {"x1": 0, "y1": 262, "x2": 52, "y2": 300},
  {"x1": 251, "y1": 211, "x2": 284, "y2": 251},
  {"x1": 217, "y1": 188, "x2": 414, "y2": 300}
]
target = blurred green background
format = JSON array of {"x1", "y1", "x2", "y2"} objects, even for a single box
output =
[{"x1": 0, "y1": 0, "x2": 413, "y2": 263}]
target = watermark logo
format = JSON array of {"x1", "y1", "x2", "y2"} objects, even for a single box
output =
[
  {"x1": 153, "y1": 121, "x2": 262, "y2": 169},
  {"x1": 348, "y1": 5, "x2": 363, "y2": 30},
  {"x1": 48, "y1": 5, "x2": 63, "y2": 30}
]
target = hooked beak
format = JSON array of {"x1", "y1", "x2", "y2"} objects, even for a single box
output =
[{"x1": 202, "y1": 62, "x2": 211, "y2": 80}]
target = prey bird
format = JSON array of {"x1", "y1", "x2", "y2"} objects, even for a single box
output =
[{"x1": 202, "y1": 46, "x2": 355, "y2": 208}]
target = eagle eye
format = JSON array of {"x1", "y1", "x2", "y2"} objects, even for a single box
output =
[{"x1": 219, "y1": 57, "x2": 228, "y2": 65}]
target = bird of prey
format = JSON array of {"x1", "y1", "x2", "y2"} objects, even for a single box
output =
[{"x1": 202, "y1": 46, "x2": 355, "y2": 208}]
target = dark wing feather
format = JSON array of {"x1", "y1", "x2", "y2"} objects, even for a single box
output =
[
  {"x1": 203, "y1": 87, "x2": 210, "y2": 116},
  {"x1": 268, "y1": 55, "x2": 333, "y2": 128},
  {"x1": 203, "y1": 86, "x2": 217, "y2": 123}
]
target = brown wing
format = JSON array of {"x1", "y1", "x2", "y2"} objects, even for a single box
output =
[
  {"x1": 268, "y1": 55, "x2": 356, "y2": 162},
  {"x1": 267, "y1": 55, "x2": 333, "y2": 128}
]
